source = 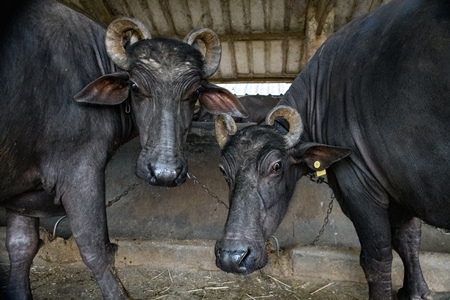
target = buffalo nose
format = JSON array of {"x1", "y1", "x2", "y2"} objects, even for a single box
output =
[
  {"x1": 148, "y1": 164, "x2": 186, "y2": 187},
  {"x1": 215, "y1": 239, "x2": 268, "y2": 274},
  {"x1": 215, "y1": 247, "x2": 250, "y2": 274}
]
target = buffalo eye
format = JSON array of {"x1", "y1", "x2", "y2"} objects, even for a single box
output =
[
  {"x1": 130, "y1": 81, "x2": 138, "y2": 91},
  {"x1": 194, "y1": 88, "x2": 203, "y2": 97},
  {"x1": 218, "y1": 165, "x2": 226, "y2": 176},
  {"x1": 271, "y1": 161, "x2": 282, "y2": 172}
]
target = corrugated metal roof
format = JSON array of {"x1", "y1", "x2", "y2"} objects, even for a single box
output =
[
  {"x1": 60, "y1": 0, "x2": 390, "y2": 83},
  {"x1": 218, "y1": 83, "x2": 290, "y2": 96}
]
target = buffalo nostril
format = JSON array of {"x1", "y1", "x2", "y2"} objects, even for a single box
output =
[
  {"x1": 147, "y1": 165, "x2": 156, "y2": 178},
  {"x1": 146, "y1": 164, "x2": 184, "y2": 187},
  {"x1": 216, "y1": 248, "x2": 251, "y2": 274},
  {"x1": 235, "y1": 249, "x2": 249, "y2": 265},
  {"x1": 215, "y1": 240, "x2": 268, "y2": 274}
]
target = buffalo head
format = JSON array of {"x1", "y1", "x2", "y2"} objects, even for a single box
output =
[
  {"x1": 74, "y1": 18, "x2": 247, "y2": 187},
  {"x1": 214, "y1": 106, "x2": 350, "y2": 274}
]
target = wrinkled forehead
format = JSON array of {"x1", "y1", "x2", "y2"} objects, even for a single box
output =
[
  {"x1": 127, "y1": 38, "x2": 205, "y2": 92},
  {"x1": 129, "y1": 38, "x2": 204, "y2": 71},
  {"x1": 221, "y1": 126, "x2": 287, "y2": 166}
]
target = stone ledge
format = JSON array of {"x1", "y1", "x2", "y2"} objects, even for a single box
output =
[
  {"x1": 1, "y1": 227, "x2": 449, "y2": 293},
  {"x1": 292, "y1": 246, "x2": 450, "y2": 292}
]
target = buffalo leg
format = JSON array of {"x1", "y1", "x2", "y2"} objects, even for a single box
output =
[
  {"x1": 5, "y1": 210, "x2": 40, "y2": 300},
  {"x1": 61, "y1": 169, "x2": 128, "y2": 300},
  {"x1": 331, "y1": 166, "x2": 394, "y2": 299},
  {"x1": 337, "y1": 190, "x2": 394, "y2": 300},
  {"x1": 353, "y1": 207, "x2": 393, "y2": 299},
  {"x1": 392, "y1": 217, "x2": 429, "y2": 299}
]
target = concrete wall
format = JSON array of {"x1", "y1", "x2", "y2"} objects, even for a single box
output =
[{"x1": 26, "y1": 122, "x2": 450, "y2": 254}]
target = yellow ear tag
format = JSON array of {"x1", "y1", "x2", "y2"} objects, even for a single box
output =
[
  {"x1": 314, "y1": 160, "x2": 327, "y2": 177},
  {"x1": 316, "y1": 169, "x2": 327, "y2": 177}
]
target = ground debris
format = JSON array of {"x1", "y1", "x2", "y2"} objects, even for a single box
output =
[
  {"x1": 1, "y1": 258, "x2": 449, "y2": 299},
  {"x1": 20, "y1": 263, "x2": 373, "y2": 299}
]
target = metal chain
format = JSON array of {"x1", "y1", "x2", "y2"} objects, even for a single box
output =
[
  {"x1": 187, "y1": 172, "x2": 229, "y2": 209},
  {"x1": 52, "y1": 180, "x2": 142, "y2": 238},
  {"x1": 305, "y1": 172, "x2": 450, "y2": 243},
  {"x1": 307, "y1": 173, "x2": 334, "y2": 245},
  {"x1": 307, "y1": 172, "x2": 329, "y2": 185},
  {"x1": 187, "y1": 170, "x2": 334, "y2": 243},
  {"x1": 106, "y1": 180, "x2": 142, "y2": 208},
  {"x1": 52, "y1": 173, "x2": 335, "y2": 243},
  {"x1": 310, "y1": 194, "x2": 334, "y2": 246}
]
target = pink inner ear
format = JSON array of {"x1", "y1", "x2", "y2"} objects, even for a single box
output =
[
  {"x1": 199, "y1": 85, "x2": 248, "y2": 118},
  {"x1": 74, "y1": 72, "x2": 130, "y2": 105}
]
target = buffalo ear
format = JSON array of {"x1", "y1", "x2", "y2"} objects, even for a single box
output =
[
  {"x1": 198, "y1": 82, "x2": 248, "y2": 118},
  {"x1": 294, "y1": 142, "x2": 351, "y2": 171},
  {"x1": 74, "y1": 72, "x2": 130, "y2": 105}
]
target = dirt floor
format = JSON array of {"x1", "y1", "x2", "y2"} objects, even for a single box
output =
[
  {"x1": 2, "y1": 262, "x2": 373, "y2": 300},
  {"x1": 0, "y1": 229, "x2": 370, "y2": 300},
  {"x1": 1, "y1": 228, "x2": 450, "y2": 299},
  {"x1": 2, "y1": 259, "x2": 450, "y2": 299}
]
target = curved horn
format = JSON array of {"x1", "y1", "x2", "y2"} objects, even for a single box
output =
[
  {"x1": 105, "y1": 17, "x2": 151, "y2": 70},
  {"x1": 215, "y1": 114, "x2": 237, "y2": 149},
  {"x1": 265, "y1": 105, "x2": 303, "y2": 149},
  {"x1": 183, "y1": 28, "x2": 221, "y2": 78}
]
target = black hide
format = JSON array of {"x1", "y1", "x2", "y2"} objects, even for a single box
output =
[
  {"x1": 215, "y1": 0, "x2": 450, "y2": 299},
  {"x1": 0, "y1": 0, "x2": 246, "y2": 299}
]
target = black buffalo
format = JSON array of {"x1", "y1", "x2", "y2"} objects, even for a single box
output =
[
  {"x1": 0, "y1": 0, "x2": 246, "y2": 299},
  {"x1": 213, "y1": 0, "x2": 450, "y2": 299}
]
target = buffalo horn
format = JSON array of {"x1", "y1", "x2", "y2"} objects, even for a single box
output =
[
  {"x1": 105, "y1": 17, "x2": 151, "y2": 70},
  {"x1": 265, "y1": 105, "x2": 303, "y2": 149},
  {"x1": 183, "y1": 28, "x2": 221, "y2": 78},
  {"x1": 215, "y1": 114, "x2": 237, "y2": 149}
]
